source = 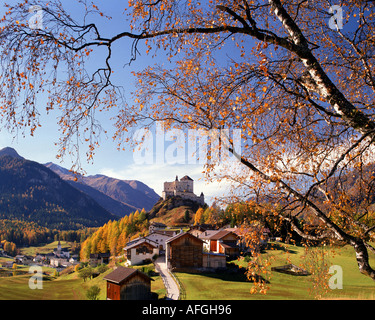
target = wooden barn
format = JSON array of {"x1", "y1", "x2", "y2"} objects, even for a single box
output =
[
  {"x1": 103, "y1": 266, "x2": 153, "y2": 300},
  {"x1": 165, "y1": 232, "x2": 204, "y2": 270}
]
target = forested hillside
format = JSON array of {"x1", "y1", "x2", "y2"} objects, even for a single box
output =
[
  {"x1": 0, "y1": 219, "x2": 96, "y2": 246},
  {"x1": 0, "y1": 154, "x2": 116, "y2": 229},
  {"x1": 80, "y1": 209, "x2": 148, "y2": 260}
]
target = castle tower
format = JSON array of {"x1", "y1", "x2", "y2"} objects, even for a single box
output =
[{"x1": 179, "y1": 175, "x2": 194, "y2": 193}]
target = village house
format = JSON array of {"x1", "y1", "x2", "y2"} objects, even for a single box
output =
[
  {"x1": 229, "y1": 226, "x2": 270, "y2": 254},
  {"x1": 123, "y1": 228, "x2": 177, "y2": 265},
  {"x1": 124, "y1": 238, "x2": 159, "y2": 266},
  {"x1": 148, "y1": 222, "x2": 167, "y2": 233},
  {"x1": 33, "y1": 254, "x2": 46, "y2": 264},
  {"x1": 197, "y1": 226, "x2": 270, "y2": 258},
  {"x1": 89, "y1": 252, "x2": 110, "y2": 266},
  {"x1": 50, "y1": 256, "x2": 69, "y2": 268},
  {"x1": 14, "y1": 255, "x2": 33, "y2": 265},
  {"x1": 207, "y1": 230, "x2": 240, "y2": 258},
  {"x1": 145, "y1": 230, "x2": 176, "y2": 250},
  {"x1": 45, "y1": 252, "x2": 55, "y2": 264},
  {"x1": 69, "y1": 254, "x2": 79, "y2": 265},
  {"x1": 45, "y1": 241, "x2": 77, "y2": 268},
  {"x1": 104, "y1": 266, "x2": 154, "y2": 300},
  {"x1": 197, "y1": 229, "x2": 221, "y2": 251}
]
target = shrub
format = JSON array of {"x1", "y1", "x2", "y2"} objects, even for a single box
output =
[
  {"x1": 86, "y1": 285, "x2": 101, "y2": 300},
  {"x1": 97, "y1": 264, "x2": 108, "y2": 274}
]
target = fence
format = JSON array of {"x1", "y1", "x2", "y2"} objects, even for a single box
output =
[
  {"x1": 169, "y1": 270, "x2": 186, "y2": 300},
  {"x1": 153, "y1": 262, "x2": 171, "y2": 299}
]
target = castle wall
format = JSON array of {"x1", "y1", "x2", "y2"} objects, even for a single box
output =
[
  {"x1": 175, "y1": 180, "x2": 193, "y2": 193},
  {"x1": 164, "y1": 181, "x2": 176, "y2": 192},
  {"x1": 162, "y1": 177, "x2": 204, "y2": 205}
]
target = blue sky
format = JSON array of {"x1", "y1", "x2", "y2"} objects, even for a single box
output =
[
  {"x1": 0, "y1": 1, "x2": 233, "y2": 203},
  {"x1": 0, "y1": 1, "x2": 355, "y2": 204}
]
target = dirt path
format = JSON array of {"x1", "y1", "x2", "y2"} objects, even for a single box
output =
[{"x1": 154, "y1": 256, "x2": 180, "y2": 300}]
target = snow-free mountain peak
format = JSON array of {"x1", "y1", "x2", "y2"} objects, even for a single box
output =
[{"x1": 0, "y1": 147, "x2": 24, "y2": 159}]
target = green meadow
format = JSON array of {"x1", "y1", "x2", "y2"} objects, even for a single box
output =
[
  {"x1": 0, "y1": 242, "x2": 373, "y2": 300},
  {"x1": 19, "y1": 241, "x2": 72, "y2": 256},
  {"x1": 0, "y1": 261, "x2": 166, "y2": 300},
  {"x1": 176, "y1": 243, "x2": 375, "y2": 300}
]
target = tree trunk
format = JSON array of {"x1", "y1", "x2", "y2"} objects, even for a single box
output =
[
  {"x1": 352, "y1": 239, "x2": 375, "y2": 280},
  {"x1": 269, "y1": 0, "x2": 375, "y2": 136}
]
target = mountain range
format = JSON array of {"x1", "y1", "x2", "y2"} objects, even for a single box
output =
[
  {"x1": 44, "y1": 162, "x2": 159, "y2": 213},
  {"x1": 0, "y1": 147, "x2": 160, "y2": 230}
]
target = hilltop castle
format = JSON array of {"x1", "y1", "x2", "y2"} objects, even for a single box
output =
[{"x1": 162, "y1": 175, "x2": 204, "y2": 206}]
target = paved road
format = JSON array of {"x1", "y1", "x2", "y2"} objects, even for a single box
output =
[{"x1": 154, "y1": 256, "x2": 180, "y2": 300}]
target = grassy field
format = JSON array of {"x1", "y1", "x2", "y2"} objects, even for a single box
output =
[
  {"x1": 0, "y1": 241, "x2": 373, "y2": 300},
  {"x1": 19, "y1": 241, "x2": 72, "y2": 256},
  {"x1": 176, "y1": 242, "x2": 375, "y2": 300},
  {"x1": 0, "y1": 261, "x2": 166, "y2": 300}
]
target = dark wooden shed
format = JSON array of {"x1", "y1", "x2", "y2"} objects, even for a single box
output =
[
  {"x1": 103, "y1": 266, "x2": 153, "y2": 300},
  {"x1": 165, "y1": 232, "x2": 204, "y2": 270}
]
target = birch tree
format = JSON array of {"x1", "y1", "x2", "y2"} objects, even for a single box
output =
[{"x1": 1, "y1": 0, "x2": 375, "y2": 282}]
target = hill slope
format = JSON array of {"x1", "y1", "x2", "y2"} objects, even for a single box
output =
[
  {"x1": 0, "y1": 150, "x2": 116, "y2": 230},
  {"x1": 148, "y1": 196, "x2": 206, "y2": 226}
]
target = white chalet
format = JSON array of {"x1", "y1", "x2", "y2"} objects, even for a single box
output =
[
  {"x1": 144, "y1": 230, "x2": 174, "y2": 250},
  {"x1": 124, "y1": 238, "x2": 159, "y2": 266}
]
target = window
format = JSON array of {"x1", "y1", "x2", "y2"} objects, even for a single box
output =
[{"x1": 136, "y1": 246, "x2": 152, "y2": 255}]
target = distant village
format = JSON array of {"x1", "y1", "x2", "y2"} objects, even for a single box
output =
[{"x1": 0, "y1": 241, "x2": 79, "y2": 270}]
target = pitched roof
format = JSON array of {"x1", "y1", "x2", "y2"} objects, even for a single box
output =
[
  {"x1": 165, "y1": 231, "x2": 204, "y2": 244},
  {"x1": 180, "y1": 175, "x2": 193, "y2": 181},
  {"x1": 103, "y1": 266, "x2": 151, "y2": 284},
  {"x1": 188, "y1": 225, "x2": 207, "y2": 232},
  {"x1": 124, "y1": 238, "x2": 158, "y2": 250},
  {"x1": 90, "y1": 252, "x2": 110, "y2": 259},
  {"x1": 208, "y1": 230, "x2": 238, "y2": 240},
  {"x1": 150, "y1": 222, "x2": 167, "y2": 227},
  {"x1": 198, "y1": 230, "x2": 220, "y2": 239},
  {"x1": 219, "y1": 242, "x2": 238, "y2": 249},
  {"x1": 151, "y1": 230, "x2": 174, "y2": 237}
]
